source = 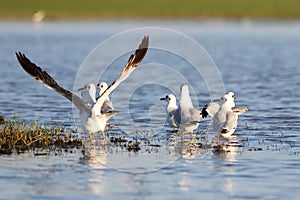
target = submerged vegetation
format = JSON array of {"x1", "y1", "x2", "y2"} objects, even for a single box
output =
[{"x1": 0, "y1": 118, "x2": 83, "y2": 155}]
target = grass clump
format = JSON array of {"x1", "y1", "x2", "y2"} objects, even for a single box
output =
[{"x1": 0, "y1": 118, "x2": 83, "y2": 155}]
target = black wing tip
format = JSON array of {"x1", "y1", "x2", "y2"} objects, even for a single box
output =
[
  {"x1": 15, "y1": 51, "x2": 25, "y2": 62},
  {"x1": 201, "y1": 105, "x2": 209, "y2": 118},
  {"x1": 131, "y1": 35, "x2": 149, "y2": 66},
  {"x1": 15, "y1": 51, "x2": 33, "y2": 68},
  {"x1": 140, "y1": 35, "x2": 149, "y2": 49}
]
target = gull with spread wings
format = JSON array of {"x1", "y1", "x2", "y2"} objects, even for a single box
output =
[{"x1": 16, "y1": 36, "x2": 149, "y2": 142}]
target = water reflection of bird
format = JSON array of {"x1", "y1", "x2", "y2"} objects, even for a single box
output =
[
  {"x1": 16, "y1": 36, "x2": 149, "y2": 142},
  {"x1": 202, "y1": 92, "x2": 248, "y2": 144},
  {"x1": 160, "y1": 84, "x2": 202, "y2": 137}
]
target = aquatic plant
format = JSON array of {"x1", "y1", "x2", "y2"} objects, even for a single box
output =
[{"x1": 0, "y1": 118, "x2": 83, "y2": 155}]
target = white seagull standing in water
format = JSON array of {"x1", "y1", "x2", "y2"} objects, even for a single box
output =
[
  {"x1": 208, "y1": 92, "x2": 248, "y2": 144},
  {"x1": 160, "y1": 84, "x2": 202, "y2": 137},
  {"x1": 16, "y1": 35, "x2": 149, "y2": 142},
  {"x1": 160, "y1": 94, "x2": 179, "y2": 128}
]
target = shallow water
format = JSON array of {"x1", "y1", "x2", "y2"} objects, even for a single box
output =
[{"x1": 0, "y1": 20, "x2": 300, "y2": 199}]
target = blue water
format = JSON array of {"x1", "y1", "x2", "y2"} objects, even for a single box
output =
[{"x1": 0, "y1": 20, "x2": 300, "y2": 199}]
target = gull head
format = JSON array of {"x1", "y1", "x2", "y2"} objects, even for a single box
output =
[
  {"x1": 160, "y1": 94, "x2": 178, "y2": 112},
  {"x1": 78, "y1": 83, "x2": 96, "y2": 92},
  {"x1": 219, "y1": 91, "x2": 236, "y2": 108},
  {"x1": 96, "y1": 82, "x2": 108, "y2": 95},
  {"x1": 220, "y1": 92, "x2": 236, "y2": 102},
  {"x1": 160, "y1": 94, "x2": 176, "y2": 103}
]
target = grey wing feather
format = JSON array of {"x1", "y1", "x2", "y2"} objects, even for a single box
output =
[
  {"x1": 188, "y1": 107, "x2": 201, "y2": 124},
  {"x1": 232, "y1": 106, "x2": 248, "y2": 115},
  {"x1": 213, "y1": 110, "x2": 226, "y2": 132},
  {"x1": 179, "y1": 107, "x2": 201, "y2": 125},
  {"x1": 172, "y1": 108, "x2": 181, "y2": 127},
  {"x1": 222, "y1": 111, "x2": 238, "y2": 132},
  {"x1": 101, "y1": 99, "x2": 114, "y2": 114},
  {"x1": 201, "y1": 102, "x2": 220, "y2": 118},
  {"x1": 16, "y1": 52, "x2": 91, "y2": 114}
]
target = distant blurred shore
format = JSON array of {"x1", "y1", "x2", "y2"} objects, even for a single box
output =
[{"x1": 1, "y1": 0, "x2": 300, "y2": 20}]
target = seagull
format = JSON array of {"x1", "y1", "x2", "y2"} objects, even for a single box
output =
[
  {"x1": 16, "y1": 35, "x2": 149, "y2": 142},
  {"x1": 96, "y1": 81, "x2": 114, "y2": 114},
  {"x1": 78, "y1": 82, "x2": 115, "y2": 124},
  {"x1": 160, "y1": 94, "x2": 179, "y2": 128},
  {"x1": 211, "y1": 92, "x2": 248, "y2": 144},
  {"x1": 160, "y1": 84, "x2": 202, "y2": 136},
  {"x1": 78, "y1": 83, "x2": 97, "y2": 106},
  {"x1": 78, "y1": 82, "x2": 114, "y2": 115}
]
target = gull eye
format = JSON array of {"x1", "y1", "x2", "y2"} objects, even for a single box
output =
[
  {"x1": 101, "y1": 84, "x2": 103, "y2": 88},
  {"x1": 168, "y1": 97, "x2": 170, "y2": 101}
]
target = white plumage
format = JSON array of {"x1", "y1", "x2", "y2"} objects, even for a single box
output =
[
  {"x1": 161, "y1": 84, "x2": 201, "y2": 135},
  {"x1": 16, "y1": 36, "x2": 149, "y2": 142}
]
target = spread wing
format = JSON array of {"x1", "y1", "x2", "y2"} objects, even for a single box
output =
[
  {"x1": 93, "y1": 35, "x2": 149, "y2": 114},
  {"x1": 201, "y1": 102, "x2": 220, "y2": 118},
  {"x1": 232, "y1": 106, "x2": 248, "y2": 115},
  {"x1": 15, "y1": 52, "x2": 91, "y2": 114}
]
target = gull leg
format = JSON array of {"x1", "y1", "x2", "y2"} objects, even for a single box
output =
[
  {"x1": 102, "y1": 131, "x2": 106, "y2": 145},
  {"x1": 89, "y1": 132, "x2": 93, "y2": 144},
  {"x1": 189, "y1": 132, "x2": 193, "y2": 140},
  {"x1": 180, "y1": 131, "x2": 184, "y2": 140},
  {"x1": 227, "y1": 137, "x2": 231, "y2": 145},
  {"x1": 216, "y1": 136, "x2": 220, "y2": 146}
]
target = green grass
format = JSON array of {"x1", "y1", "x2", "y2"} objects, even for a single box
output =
[
  {"x1": 0, "y1": 0, "x2": 300, "y2": 19},
  {"x1": 0, "y1": 119, "x2": 83, "y2": 155}
]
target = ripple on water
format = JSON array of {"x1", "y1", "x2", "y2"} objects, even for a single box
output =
[{"x1": 1, "y1": 21, "x2": 300, "y2": 199}]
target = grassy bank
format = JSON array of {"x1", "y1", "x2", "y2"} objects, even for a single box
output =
[
  {"x1": 0, "y1": 0, "x2": 300, "y2": 20},
  {"x1": 0, "y1": 118, "x2": 145, "y2": 155},
  {"x1": 0, "y1": 119, "x2": 83, "y2": 155}
]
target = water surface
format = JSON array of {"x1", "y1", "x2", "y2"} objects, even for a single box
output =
[{"x1": 0, "y1": 20, "x2": 299, "y2": 199}]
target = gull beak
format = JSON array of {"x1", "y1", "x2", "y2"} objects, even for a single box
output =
[
  {"x1": 160, "y1": 97, "x2": 166, "y2": 101},
  {"x1": 77, "y1": 87, "x2": 85, "y2": 91}
]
